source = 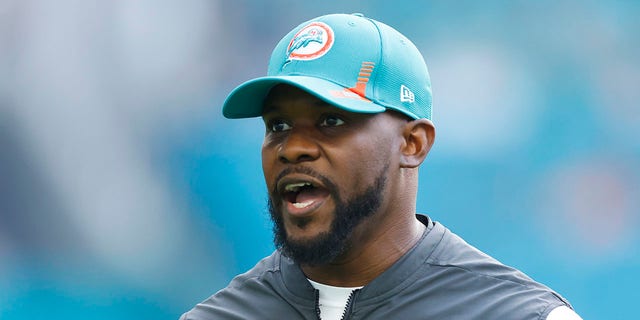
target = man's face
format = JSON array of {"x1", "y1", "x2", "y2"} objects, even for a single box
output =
[{"x1": 261, "y1": 84, "x2": 404, "y2": 266}]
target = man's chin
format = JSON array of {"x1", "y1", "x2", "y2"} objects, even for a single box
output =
[
  {"x1": 283, "y1": 221, "x2": 330, "y2": 242},
  {"x1": 279, "y1": 231, "x2": 345, "y2": 266}
]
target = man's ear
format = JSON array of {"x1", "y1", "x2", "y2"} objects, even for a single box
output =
[{"x1": 400, "y1": 119, "x2": 435, "y2": 168}]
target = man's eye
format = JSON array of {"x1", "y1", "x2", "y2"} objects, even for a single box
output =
[
  {"x1": 269, "y1": 120, "x2": 292, "y2": 132},
  {"x1": 320, "y1": 115, "x2": 345, "y2": 127}
]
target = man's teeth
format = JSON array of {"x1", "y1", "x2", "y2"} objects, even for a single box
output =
[
  {"x1": 292, "y1": 200, "x2": 314, "y2": 208},
  {"x1": 283, "y1": 182, "x2": 316, "y2": 209},
  {"x1": 284, "y1": 182, "x2": 312, "y2": 192}
]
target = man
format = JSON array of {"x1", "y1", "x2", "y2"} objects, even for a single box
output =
[{"x1": 182, "y1": 13, "x2": 581, "y2": 319}]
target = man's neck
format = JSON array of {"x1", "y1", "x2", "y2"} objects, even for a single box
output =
[{"x1": 301, "y1": 216, "x2": 426, "y2": 287}]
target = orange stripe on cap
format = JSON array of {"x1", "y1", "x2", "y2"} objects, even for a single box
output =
[{"x1": 347, "y1": 61, "x2": 375, "y2": 98}]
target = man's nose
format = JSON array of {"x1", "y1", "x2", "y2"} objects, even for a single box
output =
[{"x1": 277, "y1": 128, "x2": 320, "y2": 164}]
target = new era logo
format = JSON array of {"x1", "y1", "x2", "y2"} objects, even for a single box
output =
[{"x1": 400, "y1": 85, "x2": 415, "y2": 103}]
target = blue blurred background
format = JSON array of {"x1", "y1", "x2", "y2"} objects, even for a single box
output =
[{"x1": 1, "y1": 0, "x2": 638, "y2": 319}]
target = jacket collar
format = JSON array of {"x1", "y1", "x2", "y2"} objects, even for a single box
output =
[{"x1": 278, "y1": 214, "x2": 445, "y2": 303}]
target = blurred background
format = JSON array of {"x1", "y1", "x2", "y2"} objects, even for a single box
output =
[{"x1": 0, "y1": 0, "x2": 638, "y2": 319}]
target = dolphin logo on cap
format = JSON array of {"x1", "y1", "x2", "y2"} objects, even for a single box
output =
[{"x1": 286, "y1": 22, "x2": 334, "y2": 62}]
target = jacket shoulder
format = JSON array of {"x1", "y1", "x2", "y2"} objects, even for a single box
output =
[
  {"x1": 180, "y1": 251, "x2": 285, "y2": 320},
  {"x1": 421, "y1": 223, "x2": 571, "y2": 318}
]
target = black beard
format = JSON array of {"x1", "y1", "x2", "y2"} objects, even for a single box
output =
[{"x1": 268, "y1": 165, "x2": 388, "y2": 267}]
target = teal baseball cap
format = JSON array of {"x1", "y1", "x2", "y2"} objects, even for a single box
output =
[{"x1": 222, "y1": 13, "x2": 432, "y2": 120}]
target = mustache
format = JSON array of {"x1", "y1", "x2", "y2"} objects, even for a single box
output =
[{"x1": 272, "y1": 166, "x2": 338, "y2": 196}]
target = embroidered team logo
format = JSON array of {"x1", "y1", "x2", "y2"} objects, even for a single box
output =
[{"x1": 286, "y1": 22, "x2": 334, "y2": 61}]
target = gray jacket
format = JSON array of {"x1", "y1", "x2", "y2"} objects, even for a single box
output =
[{"x1": 181, "y1": 215, "x2": 571, "y2": 319}]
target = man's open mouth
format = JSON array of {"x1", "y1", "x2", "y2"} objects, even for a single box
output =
[{"x1": 277, "y1": 177, "x2": 331, "y2": 212}]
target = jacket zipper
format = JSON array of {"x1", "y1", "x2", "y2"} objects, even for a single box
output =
[
  {"x1": 314, "y1": 289, "x2": 322, "y2": 320},
  {"x1": 339, "y1": 289, "x2": 360, "y2": 320}
]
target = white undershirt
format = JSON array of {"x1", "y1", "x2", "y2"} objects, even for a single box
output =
[
  {"x1": 308, "y1": 279, "x2": 582, "y2": 320},
  {"x1": 307, "y1": 279, "x2": 362, "y2": 320}
]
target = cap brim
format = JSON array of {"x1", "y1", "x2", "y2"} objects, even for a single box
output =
[{"x1": 222, "y1": 75, "x2": 386, "y2": 119}]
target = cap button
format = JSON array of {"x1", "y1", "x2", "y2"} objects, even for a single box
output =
[{"x1": 351, "y1": 13, "x2": 365, "y2": 17}]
